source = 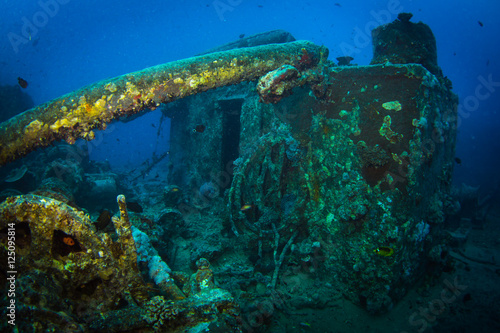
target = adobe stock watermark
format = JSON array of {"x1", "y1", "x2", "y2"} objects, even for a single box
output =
[
  {"x1": 48, "y1": 124, "x2": 116, "y2": 182},
  {"x1": 401, "y1": 276, "x2": 467, "y2": 333},
  {"x1": 338, "y1": 0, "x2": 403, "y2": 57},
  {"x1": 7, "y1": 0, "x2": 71, "y2": 54},
  {"x1": 456, "y1": 73, "x2": 500, "y2": 128},
  {"x1": 212, "y1": 0, "x2": 243, "y2": 22}
]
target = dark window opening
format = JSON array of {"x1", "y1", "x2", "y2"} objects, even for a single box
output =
[
  {"x1": 219, "y1": 99, "x2": 243, "y2": 190},
  {"x1": 51, "y1": 229, "x2": 83, "y2": 257}
]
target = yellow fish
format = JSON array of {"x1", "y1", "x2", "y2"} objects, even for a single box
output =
[
  {"x1": 374, "y1": 246, "x2": 394, "y2": 257},
  {"x1": 240, "y1": 204, "x2": 253, "y2": 211}
]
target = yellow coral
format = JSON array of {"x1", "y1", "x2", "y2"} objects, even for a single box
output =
[
  {"x1": 382, "y1": 100, "x2": 402, "y2": 111},
  {"x1": 49, "y1": 117, "x2": 79, "y2": 132},
  {"x1": 93, "y1": 97, "x2": 108, "y2": 114},
  {"x1": 379, "y1": 115, "x2": 403, "y2": 143},
  {"x1": 24, "y1": 120, "x2": 43, "y2": 135},
  {"x1": 50, "y1": 119, "x2": 66, "y2": 131},
  {"x1": 391, "y1": 153, "x2": 403, "y2": 164},
  {"x1": 105, "y1": 82, "x2": 117, "y2": 92}
]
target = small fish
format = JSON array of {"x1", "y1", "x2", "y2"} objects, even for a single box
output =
[
  {"x1": 96, "y1": 209, "x2": 112, "y2": 230},
  {"x1": 193, "y1": 124, "x2": 206, "y2": 133},
  {"x1": 63, "y1": 236, "x2": 76, "y2": 246},
  {"x1": 241, "y1": 204, "x2": 253, "y2": 211},
  {"x1": 478, "y1": 21, "x2": 483, "y2": 27},
  {"x1": 239, "y1": 33, "x2": 245, "y2": 39},
  {"x1": 127, "y1": 201, "x2": 143, "y2": 213},
  {"x1": 336, "y1": 56, "x2": 354, "y2": 66},
  {"x1": 334, "y1": 3, "x2": 342, "y2": 7},
  {"x1": 258, "y1": 4, "x2": 263, "y2": 8},
  {"x1": 17, "y1": 77, "x2": 28, "y2": 88},
  {"x1": 151, "y1": 123, "x2": 156, "y2": 128},
  {"x1": 454, "y1": 157, "x2": 462, "y2": 165},
  {"x1": 374, "y1": 246, "x2": 394, "y2": 257}
]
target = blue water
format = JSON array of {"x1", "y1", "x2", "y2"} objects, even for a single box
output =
[{"x1": 1, "y1": 0, "x2": 499, "y2": 189}]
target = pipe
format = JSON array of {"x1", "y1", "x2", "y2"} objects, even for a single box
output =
[{"x1": 0, "y1": 41, "x2": 326, "y2": 166}]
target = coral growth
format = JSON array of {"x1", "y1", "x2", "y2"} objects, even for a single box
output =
[
  {"x1": 0, "y1": 41, "x2": 323, "y2": 166},
  {"x1": 0, "y1": 193, "x2": 240, "y2": 331}
]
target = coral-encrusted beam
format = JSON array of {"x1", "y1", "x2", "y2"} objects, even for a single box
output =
[{"x1": 0, "y1": 41, "x2": 325, "y2": 166}]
